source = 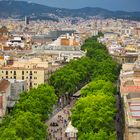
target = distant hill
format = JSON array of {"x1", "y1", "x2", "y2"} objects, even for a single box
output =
[{"x1": 0, "y1": 0, "x2": 140, "y2": 21}]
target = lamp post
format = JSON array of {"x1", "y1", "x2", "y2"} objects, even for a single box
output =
[{"x1": 65, "y1": 91, "x2": 68, "y2": 105}]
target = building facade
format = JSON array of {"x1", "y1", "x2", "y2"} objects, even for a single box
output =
[
  {"x1": 124, "y1": 93, "x2": 140, "y2": 140},
  {"x1": 0, "y1": 58, "x2": 57, "y2": 90},
  {"x1": 0, "y1": 79, "x2": 10, "y2": 117},
  {"x1": 7, "y1": 79, "x2": 27, "y2": 108},
  {"x1": 120, "y1": 59, "x2": 140, "y2": 139}
]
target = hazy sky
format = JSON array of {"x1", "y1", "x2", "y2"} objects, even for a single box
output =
[{"x1": 27, "y1": 0, "x2": 140, "y2": 11}]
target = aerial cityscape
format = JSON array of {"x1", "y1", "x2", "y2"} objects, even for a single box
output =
[{"x1": 0, "y1": 0, "x2": 140, "y2": 140}]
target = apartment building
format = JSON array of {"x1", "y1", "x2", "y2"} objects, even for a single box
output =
[
  {"x1": 120, "y1": 59, "x2": 140, "y2": 140},
  {"x1": 134, "y1": 28, "x2": 140, "y2": 38},
  {"x1": 32, "y1": 33, "x2": 85, "y2": 62},
  {"x1": 0, "y1": 26, "x2": 9, "y2": 38},
  {"x1": 0, "y1": 26, "x2": 10, "y2": 46},
  {"x1": 7, "y1": 79, "x2": 27, "y2": 108},
  {"x1": 0, "y1": 79, "x2": 10, "y2": 117},
  {"x1": 0, "y1": 58, "x2": 57, "y2": 90},
  {"x1": 124, "y1": 93, "x2": 140, "y2": 140},
  {"x1": 0, "y1": 79, "x2": 27, "y2": 117},
  {"x1": 120, "y1": 61, "x2": 140, "y2": 97},
  {"x1": 111, "y1": 51, "x2": 138, "y2": 64}
]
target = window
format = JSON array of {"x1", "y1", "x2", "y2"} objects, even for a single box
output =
[
  {"x1": 10, "y1": 71, "x2": 12, "y2": 74},
  {"x1": 2, "y1": 71, "x2": 3, "y2": 73},
  {"x1": 22, "y1": 86, "x2": 24, "y2": 91},
  {"x1": 26, "y1": 71, "x2": 28, "y2": 73},
  {"x1": 34, "y1": 77, "x2": 37, "y2": 79},
  {"x1": 14, "y1": 71, "x2": 16, "y2": 75},
  {"x1": 6, "y1": 71, "x2": 8, "y2": 75},
  {"x1": 22, "y1": 76, "x2": 24, "y2": 80},
  {"x1": 22, "y1": 71, "x2": 24, "y2": 75},
  {"x1": 26, "y1": 77, "x2": 28, "y2": 79},
  {"x1": 6, "y1": 76, "x2": 8, "y2": 79},
  {"x1": 14, "y1": 76, "x2": 16, "y2": 79},
  {"x1": 34, "y1": 71, "x2": 37, "y2": 74},
  {"x1": 30, "y1": 82, "x2": 32, "y2": 88}
]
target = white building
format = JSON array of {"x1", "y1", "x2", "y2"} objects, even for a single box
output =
[{"x1": 6, "y1": 37, "x2": 24, "y2": 48}]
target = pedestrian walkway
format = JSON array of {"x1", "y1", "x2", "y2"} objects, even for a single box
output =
[{"x1": 46, "y1": 100, "x2": 76, "y2": 140}]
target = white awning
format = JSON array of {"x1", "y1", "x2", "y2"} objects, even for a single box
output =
[{"x1": 65, "y1": 121, "x2": 78, "y2": 133}]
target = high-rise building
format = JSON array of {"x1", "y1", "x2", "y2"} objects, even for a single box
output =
[{"x1": 25, "y1": 16, "x2": 29, "y2": 25}]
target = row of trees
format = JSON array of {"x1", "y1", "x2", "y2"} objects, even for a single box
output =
[
  {"x1": 71, "y1": 81, "x2": 117, "y2": 139},
  {"x1": 71, "y1": 36, "x2": 120, "y2": 139},
  {"x1": 0, "y1": 84, "x2": 57, "y2": 139},
  {"x1": 49, "y1": 57, "x2": 94, "y2": 97},
  {"x1": 0, "y1": 34, "x2": 119, "y2": 139},
  {"x1": 49, "y1": 35, "x2": 119, "y2": 98}
]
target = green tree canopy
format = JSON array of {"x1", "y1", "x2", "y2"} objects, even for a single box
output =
[
  {"x1": 0, "y1": 111, "x2": 46, "y2": 140},
  {"x1": 0, "y1": 84, "x2": 56, "y2": 139},
  {"x1": 81, "y1": 80, "x2": 116, "y2": 97},
  {"x1": 71, "y1": 94, "x2": 116, "y2": 135}
]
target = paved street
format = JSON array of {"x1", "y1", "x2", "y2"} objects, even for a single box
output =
[{"x1": 46, "y1": 100, "x2": 76, "y2": 140}]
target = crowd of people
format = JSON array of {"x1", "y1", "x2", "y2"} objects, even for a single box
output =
[{"x1": 48, "y1": 108, "x2": 71, "y2": 140}]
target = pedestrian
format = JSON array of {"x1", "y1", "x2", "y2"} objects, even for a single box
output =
[
  {"x1": 64, "y1": 119, "x2": 67, "y2": 124},
  {"x1": 67, "y1": 110, "x2": 70, "y2": 116},
  {"x1": 49, "y1": 133, "x2": 52, "y2": 139},
  {"x1": 53, "y1": 133, "x2": 55, "y2": 138},
  {"x1": 50, "y1": 134, "x2": 52, "y2": 139},
  {"x1": 60, "y1": 127, "x2": 62, "y2": 131},
  {"x1": 65, "y1": 132, "x2": 67, "y2": 137},
  {"x1": 61, "y1": 117, "x2": 63, "y2": 123},
  {"x1": 63, "y1": 109, "x2": 66, "y2": 114},
  {"x1": 60, "y1": 131, "x2": 62, "y2": 136},
  {"x1": 55, "y1": 135, "x2": 58, "y2": 140}
]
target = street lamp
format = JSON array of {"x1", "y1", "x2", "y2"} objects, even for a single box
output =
[{"x1": 65, "y1": 92, "x2": 69, "y2": 105}]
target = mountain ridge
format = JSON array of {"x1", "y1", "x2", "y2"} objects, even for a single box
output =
[{"x1": 0, "y1": 0, "x2": 140, "y2": 20}]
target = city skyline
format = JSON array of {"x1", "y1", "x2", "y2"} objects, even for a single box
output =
[
  {"x1": 1, "y1": 1, "x2": 140, "y2": 139},
  {"x1": 24, "y1": 0, "x2": 140, "y2": 11}
]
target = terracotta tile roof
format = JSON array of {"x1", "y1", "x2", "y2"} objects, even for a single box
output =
[{"x1": 0, "y1": 26, "x2": 8, "y2": 33}]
